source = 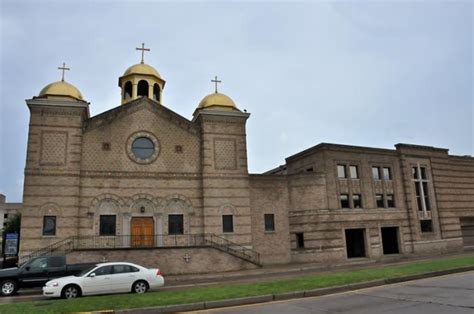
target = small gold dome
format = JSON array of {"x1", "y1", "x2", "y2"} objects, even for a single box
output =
[
  {"x1": 123, "y1": 63, "x2": 161, "y2": 78},
  {"x1": 38, "y1": 81, "x2": 83, "y2": 100},
  {"x1": 198, "y1": 92, "x2": 238, "y2": 110}
]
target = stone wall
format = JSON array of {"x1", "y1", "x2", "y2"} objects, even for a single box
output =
[
  {"x1": 431, "y1": 154, "x2": 474, "y2": 250},
  {"x1": 249, "y1": 175, "x2": 291, "y2": 264},
  {"x1": 196, "y1": 111, "x2": 253, "y2": 247},
  {"x1": 20, "y1": 99, "x2": 87, "y2": 253},
  {"x1": 81, "y1": 100, "x2": 201, "y2": 174},
  {"x1": 66, "y1": 247, "x2": 258, "y2": 275}
]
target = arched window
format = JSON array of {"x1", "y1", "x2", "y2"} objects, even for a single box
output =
[
  {"x1": 124, "y1": 81, "x2": 132, "y2": 100},
  {"x1": 153, "y1": 84, "x2": 161, "y2": 102},
  {"x1": 137, "y1": 80, "x2": 149, "y2": 97}
]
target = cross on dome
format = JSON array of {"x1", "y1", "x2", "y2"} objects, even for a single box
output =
[
  {"x1": 211, "y1": 75, "x2": 222, "y2": 93},
  {"x1": 136, "y1": 43, "x2": 150, "y2": 64},
  {"x1": 58, "y1": 62, "x2": 70, "y2": 82}
]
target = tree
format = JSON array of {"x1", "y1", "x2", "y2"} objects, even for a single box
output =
[{"x1": 3, "y1": 213, "x2": 21, "y2": 234}]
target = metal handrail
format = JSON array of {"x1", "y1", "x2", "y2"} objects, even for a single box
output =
[
  {"x1": 19, "y1": 236, "x2": 75, "y2": 265},
  {"x1": 203, "y1": 234, "x2": 260, "y2": 265},
  {"x1": 20, "y1": 233, "x2": 261, "y2": 266}
]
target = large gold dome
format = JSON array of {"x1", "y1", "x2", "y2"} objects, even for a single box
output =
[
  {"x1": 198, "y1": 92, "x2": 238, "y2": 110},
  {"x1": 38, "y1": 81, "x2": 83, "y2": 100},
  {"x1": 123, "y1": 63, "x2": 161, "y2": 78}
]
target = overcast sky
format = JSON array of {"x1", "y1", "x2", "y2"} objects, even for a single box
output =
[{"x1": 0, "y1": 0, "x2": 472, "y2": 202}]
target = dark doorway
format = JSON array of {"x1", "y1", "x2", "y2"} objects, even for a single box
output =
[
  {"x1": 295, "y1": 233, "x2": 304, "y2": 249},
  {"x1": 345, "y1": 228, "x2": 366, "y2": 258},
  {"x1": 381, "y1": 227, "x2": 400, "y2": 255},
  {"x1": 460, "y1": 217, "x2": 474, "y2": 249}
]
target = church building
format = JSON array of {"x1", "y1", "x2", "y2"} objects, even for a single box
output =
[{"x1": 19, "y1": 45, "x2": 474, "y2": 274}]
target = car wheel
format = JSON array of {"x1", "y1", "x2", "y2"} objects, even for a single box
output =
[
  {"x1": 132, "y1": 280, "x2": 148, "y2": 294},
  {"x1": 0, "y1": 280, "x2": 17, "y2": 296},
  {"x1": 62, "y1": 285, "x2": 81, "y2": 299}
]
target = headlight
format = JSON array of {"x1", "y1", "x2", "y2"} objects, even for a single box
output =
[{"x1": 47, "y1": 282, "x2": 59, "y2": 287}]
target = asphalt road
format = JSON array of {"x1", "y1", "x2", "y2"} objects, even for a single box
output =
[{"x1": 194, "y1": 271, "x2": 474, "y2": 314}]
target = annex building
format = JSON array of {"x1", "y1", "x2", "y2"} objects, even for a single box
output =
[{"x1": 19, "y1": 47, "x2": 474, "y2": 274}]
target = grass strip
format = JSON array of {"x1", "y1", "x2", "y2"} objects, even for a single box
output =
[{"x1": 1, "y1": 255, "x2": 473, "y2": 314}]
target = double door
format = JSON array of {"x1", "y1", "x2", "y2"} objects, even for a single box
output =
[{"x1": 131, "y1": 217, "x2": 154, "y2": 247}]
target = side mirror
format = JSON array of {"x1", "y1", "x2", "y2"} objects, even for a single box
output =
[
  {"x1": 25, "y1": 266, "x2": 30, "y2": 271},
  {"x1": 89, "y1": 273, "x2": 96, "y2": 278}
]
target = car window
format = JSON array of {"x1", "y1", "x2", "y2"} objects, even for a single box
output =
[
  {"x1": 76, "y1": 265, "x2": 97, "y2": 277},
  {"x1": 113, "y1": 265, "x2": 140, "y2": 274},
  {"x1": 48, "y1": 256, "x2": 64, "y2": 268},
  {"x1": 92, "y1": 265, "x2": 113, "y2": 276},
  {"x1": 29, "y1": 257, "x2": 48, "y2": 269},
  {"x1": 113, "y1": 265, "x2": 130, "y2": 274}
]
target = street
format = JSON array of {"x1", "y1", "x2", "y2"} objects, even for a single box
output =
[{"x1": 193, "y1": 271, "x2": 474, "y2": 314}]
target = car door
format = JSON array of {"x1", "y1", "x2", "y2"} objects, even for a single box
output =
[
  {"x1": 81, "y1": 265, "x2": 113, "y2": 295},
  {"x1": 109, "y1": 265, "x2": 139, "y2": 293},
  {"x1": 46, "y1": 256, "x2": 67, "y2": 280},
  {"x1": 19, "y1": 257, "x2": 49, "y2": 287}
]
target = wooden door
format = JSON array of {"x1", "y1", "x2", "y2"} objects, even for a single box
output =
[{"x1": 131, "y1": 217, "x2": 154, "y2": 247}]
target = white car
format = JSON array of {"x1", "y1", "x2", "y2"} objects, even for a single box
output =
[{"x1": 42, "y1": 262, "x2": 164, "y2": 299}]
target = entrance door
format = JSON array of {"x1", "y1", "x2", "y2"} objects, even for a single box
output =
[
  {"x1": 381, "y1": 227, "x2": 400, "y2": 255},
  {"x1": 345, "y1": 228, "x2": 367, "y2": 258},
  {"x1": 460, "y1": 217, "x2": 474, "y2": 250},
  {"x1": 131, "y1": 217, "x2": 154, "y2": 247}
]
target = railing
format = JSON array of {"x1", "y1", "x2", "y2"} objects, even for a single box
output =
[
  {"x1": 19, "y1": 236, "x2": 75, "y2": 265},
  {"x1": 20, "y1": 234, "x2": 261, "y2": 266},
  {"x1": 72, "y1": 234, "x2": 208, "y2": 250},
  {"x1": 203, "y1": 234, "x2": 260, "y2": 266}
]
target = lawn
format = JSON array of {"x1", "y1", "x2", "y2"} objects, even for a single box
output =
[{"x1": 1, "y1": 255, "x2": 473, "y2": 314}]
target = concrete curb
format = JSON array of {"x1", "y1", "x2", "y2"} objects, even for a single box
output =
[{"x1": 116, "y1": 266, "x2": 474, "y2": 313}]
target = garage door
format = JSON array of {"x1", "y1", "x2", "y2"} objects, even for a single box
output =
[{"x1": 460, "y1": 217, "x2": 474, "y2": 250}]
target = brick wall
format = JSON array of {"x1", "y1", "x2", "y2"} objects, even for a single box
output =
[
  {"x1": 249, "y1": 175, "x2": 291, "y2": 264},
  {"x1": 67, "y1": 247, "x2": 258, "y2": 275}
]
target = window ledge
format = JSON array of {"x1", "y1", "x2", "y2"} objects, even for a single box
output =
[{"x1": 264, "y1": 231, "x2": 276, "y2": 234}]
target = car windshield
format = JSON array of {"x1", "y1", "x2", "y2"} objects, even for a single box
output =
[
  {"x1": 75, "y1": 265, "x2": 97, "y2": 277},
  {"x1": 20, "y1": 257, "x2": 47, "y2": 269}
]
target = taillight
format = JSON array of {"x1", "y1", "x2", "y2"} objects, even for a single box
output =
[{"x1": 156, "y1": 269, "x2": 162, "y2": 276}]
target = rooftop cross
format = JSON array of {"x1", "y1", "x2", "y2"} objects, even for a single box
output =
[
  {"x1": 136, "y1": 43, "x2": 150, "y2": 64},
  {"x1": 58, "y1": 62, "x2": 70, "y2": 82},
  {"x1": 211, "y1": 75, "x2": 222, "y2": 93}
]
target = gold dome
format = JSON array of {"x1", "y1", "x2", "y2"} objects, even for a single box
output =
[
  {"x1": 198, "y1": 92, "x2": 238, "y2": 110},
  {"x1": 38, "y1": 81, "x2": 83, "y2": 101},
  {"x1": 123, "y1": 63, "x2": 161, "y2": 78}
]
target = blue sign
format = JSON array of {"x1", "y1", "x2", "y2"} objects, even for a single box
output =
[
  {"x1": 5, "y1": 233, "x2": 18, "y2": 255},
  {"x1": 6, "y1": 233, "x2": 18, "y2": 240}
]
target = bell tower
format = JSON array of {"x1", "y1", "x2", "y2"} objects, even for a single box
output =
[
  {"x1": 193, "y1": 77, "x2": 253, "y2": 248},
  {"x1": 118, "y1": 43, "x2": 166, "y2": 105},
  {"x1": 20, "y1": 63, "x2": 89, "y2": 254}
]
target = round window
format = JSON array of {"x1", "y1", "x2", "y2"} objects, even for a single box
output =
[
  {"x1": 131, "y1": 137, "x2": 155, "y2": 160},
  {"x1": 126, "y1": 132, "x2": 160, "y2": 164}
]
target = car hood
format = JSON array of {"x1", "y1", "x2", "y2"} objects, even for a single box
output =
[{"x1": 0, "y1": 268, "x2": 19, "y2": 277}]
